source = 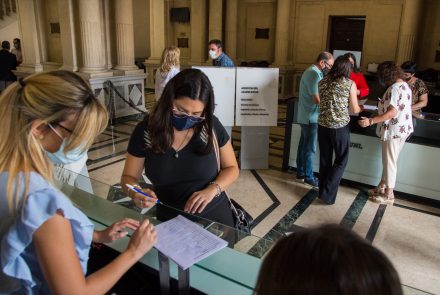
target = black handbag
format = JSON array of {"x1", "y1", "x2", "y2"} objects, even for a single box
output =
[{"x1": 212, "y1": 131, "x2": 253, "y2": 236}]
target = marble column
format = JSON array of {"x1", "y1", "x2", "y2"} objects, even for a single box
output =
[
  {"x1": 58, "y1": 0, "x2": 78, "y2": 72},
  {"x1": 208, "y1": 0, "x2": 223, "y2": 41},
  {"x1": 396, "y1": 0, "x2": 423, "y2": 64},
  {"x1": 225, "y1": 0, "x2": 237, "y2": 60},
  {"x1": 274, "y1": 0, "x2": 290, "y2": 66},
  {"x1": 146, "y1": 0, "x2": 165, "y2": 63},
  {"x1": 15, "y1": 0, "x2": 44, "y2": 73},
  {"x1": 103, "y1": 0, "x2": 113, "y2": 70},
  {"x1": 114, "y1": 0, "x2": 142, "y2": 75},
  {"x1": 78, "y1": 0, "x2": 111, "y2": 76},
  {"x1": 189, "y1": 0, "x2": 207, "y2": 65}
]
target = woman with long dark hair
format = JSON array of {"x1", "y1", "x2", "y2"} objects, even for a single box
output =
[
  {"x1": 121, "y1": 68, "x2": 239, "y2": 227},
  {"x1": 317, "y1": 56, "x2": 361, "y2": 204},
  {"x1": 344, "y1": 52, "x2": 369, "y2": 102}
]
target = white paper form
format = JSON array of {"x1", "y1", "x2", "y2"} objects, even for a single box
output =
[
  {"x1": 154, "y1": 215, "x2": 228, "y2": 270},
  {"x1": 363, "y1": 105, "x2": 378, "y2": 111}
]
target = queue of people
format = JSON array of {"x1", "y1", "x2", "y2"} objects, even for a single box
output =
[{"x1": 296, "y1": 50, "x2": 428, "y2": 206}]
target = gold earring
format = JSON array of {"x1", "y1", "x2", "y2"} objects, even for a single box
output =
[{"x1": 39, "y1": 135, "x2": 44, "y2": 140}]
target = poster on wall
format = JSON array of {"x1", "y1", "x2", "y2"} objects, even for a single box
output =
[
  {"x1": 192, "y1": 66, "x2": 235, "y2": 126},
  {"x1": 235, "y1": 67, "x2": 279, "y2": 126}
]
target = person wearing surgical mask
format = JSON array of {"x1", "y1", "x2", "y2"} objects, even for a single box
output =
[
  {"x1": 10, "y1": 38, "x2": 22, "y2": 65},
  {"x1": 295, "y1": 52, "x2": 334, "y2": 188},
  {"x1": 358, "y1": 62, "x2": 413, "y2": 204},
  {"x1": 208, "y1": 39, "x2": 234, "y2": 67},
  {"x1": 47, "y1": 123, "x2": 92, "y2": 192},
  {"x1": 122, "y1": 69, "x2": 239, "y2": 233},
  {"x1": 0, "y1": 71, "x2": 157, "y2": 294},
  {"x1": 401, "y1": 61, "x2": 429, "y2": 120}
]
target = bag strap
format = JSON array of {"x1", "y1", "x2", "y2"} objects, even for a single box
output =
[
  {"x1": 212, "y1": 130, "x2": 221, "y2": 173},
  {"x1": 211, "y1": 130, "x2": 240, "y2": 215}
]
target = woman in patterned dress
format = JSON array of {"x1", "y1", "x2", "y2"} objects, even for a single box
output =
[
  {"x1": 317, "y1": 56, "x2": 361, "y2": 204},
  {"x1": 401, "y1": 61, "x2": 429, "y2": 120},
  {"x1": 359, "y1": 61, "x2": 413, "y2": 204}
]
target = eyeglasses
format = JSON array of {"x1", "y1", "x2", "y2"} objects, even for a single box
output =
[
  {"x1": 48, "y1": 123, "x2": 74, "y2": 140},
  {"x1": 172, "y1": 109, "x2": 205, "y2": 123}
]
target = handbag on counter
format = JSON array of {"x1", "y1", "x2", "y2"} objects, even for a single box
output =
[{"x1": 212, "y1": 130, "x2": 253, "y2": 237}]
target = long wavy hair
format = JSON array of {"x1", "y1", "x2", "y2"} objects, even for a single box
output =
[
  {"x1": 344, "y1": 52, "x2": 360, "y2": 73},
  {"x1": 0, "y1": 70, "x2": 108, "y2": 213},
  {"x1": 326, "y1": 55, "x2": 352, "y2": 82},
  {"x1": 148, "y1": 68, "x2": 215, "y2": 154},
  {"x1": 159, "y1": 46, "x2": 180, "y2": 74},
  {"x1": 377, "y1": 61, "x2": 405, "y2": 87}
]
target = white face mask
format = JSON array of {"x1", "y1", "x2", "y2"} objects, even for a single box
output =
[
  {"x1": 46, "y1": 123, "x2": 86, "y2": 165},
  {"x1": 47, "y1": 140, "x2": 87, "y2": 165},
  {"x1": 209, "y1": 50, "x2": 217, "y2": 59}
]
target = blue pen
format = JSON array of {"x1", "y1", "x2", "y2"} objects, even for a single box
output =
[{"x1": 126, "y1": 184, "x2": 161, "y2": 204}]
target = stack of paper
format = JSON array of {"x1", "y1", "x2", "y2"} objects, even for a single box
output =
[
  {"x1": 154, "y1": 215, "x2": 228, "y2": 270},
  {"x1": 363, "y1": 104, "x2": 378, "y2": 111}
]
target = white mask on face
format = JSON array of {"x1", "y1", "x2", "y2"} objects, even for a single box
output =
[
  {"x1": 209, "y1": 50, "x2": 217, "y2": 59},
  {"x1": 47, "y1": 140, "x2": 87, "y2": 165},
  {"x1": 45, "y1": 123, "x2": 86, "y2": 165}
]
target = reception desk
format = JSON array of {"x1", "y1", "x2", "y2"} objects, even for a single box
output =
[
  {"x1": 283, "y1": 99, "x2": 440, "y2": 202},
  {"x1": 58, "y1": 177, "x2": 263, "y2": 295},
  {"x1": 57, "y1": 163, "x2": 432, "y2": 294}
]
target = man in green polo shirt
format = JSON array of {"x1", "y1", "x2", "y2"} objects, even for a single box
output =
[{"x1": 296, "y1": 52, "x2": 334, "y2": 187}]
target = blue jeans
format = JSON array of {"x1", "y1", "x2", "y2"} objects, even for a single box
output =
[{"x1": 296, "y1": 123, "x2": 318, "y2": 180}]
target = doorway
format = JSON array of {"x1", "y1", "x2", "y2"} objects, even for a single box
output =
[{"x1": 329, "y1": 16, "x2": 366, "y2": 53}]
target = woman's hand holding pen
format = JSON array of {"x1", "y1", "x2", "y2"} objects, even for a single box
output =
[
  {"x1": 184, "y1": 185, "x2": 218, "y2": 214},
  {"x1": 128, "y1": 185, "x2": 159, "y2": 208}
]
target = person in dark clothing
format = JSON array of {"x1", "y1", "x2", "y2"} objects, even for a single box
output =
[
  {"x1": 121, "y1": 69, "x2": 239, "y2": 230},
  {"x1": 0, "y1": 41, "x2": 18, "y2": 93},
  {"x1": 317, "y1": 56, "x2": 361, "y2": 204}
]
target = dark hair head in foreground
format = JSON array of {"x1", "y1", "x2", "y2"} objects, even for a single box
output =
[{"x1": 255, "y1": 224, "x2": 402, "y2": 295}]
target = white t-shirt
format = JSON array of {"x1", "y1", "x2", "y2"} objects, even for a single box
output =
[{"x1": 155, "y1": 66, "x2": 180, "y2": 101}]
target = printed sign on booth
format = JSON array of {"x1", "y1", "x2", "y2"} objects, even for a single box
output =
[{"x1": 235, "y1": 67, "x2": 279, "y2": 126}]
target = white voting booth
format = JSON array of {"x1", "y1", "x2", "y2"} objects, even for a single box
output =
[
  {"x1": 194, "y1": 66, "x2": 279, "y2": 169},
  {"x1": 192, "y1": 67, "x2": 235, "y2": 130}
]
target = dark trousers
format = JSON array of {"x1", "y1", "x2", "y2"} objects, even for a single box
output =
[{"x1": 318, "y1": 125, "x2": 350, "y2": 204}]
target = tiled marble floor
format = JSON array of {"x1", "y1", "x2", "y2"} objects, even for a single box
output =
[{"x1": 83, "y1": 96, "x2": 440, "y2": 294}]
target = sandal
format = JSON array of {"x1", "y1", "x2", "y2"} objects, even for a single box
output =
[
  {"x1": 370, "y1": 191, "x2": 395, "y2": 205},
  {"x1": 368, "y1": 184, "x2": 385, "y2": 196}
]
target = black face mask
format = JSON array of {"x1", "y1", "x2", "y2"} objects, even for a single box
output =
[
  {"x1": 322, "y1": 67, "x2": 330, "y2": 76},
  {"x1": 404, "y1": 75, "x2": 413, "y2": 82}
]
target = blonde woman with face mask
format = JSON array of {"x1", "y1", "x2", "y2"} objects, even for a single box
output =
[
  {"x1": 0, "y1": 71, "x2": 157, "y2": 294},
  {"x1": 155, "y1": 46, "x2": 180, "y2": 101}
]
